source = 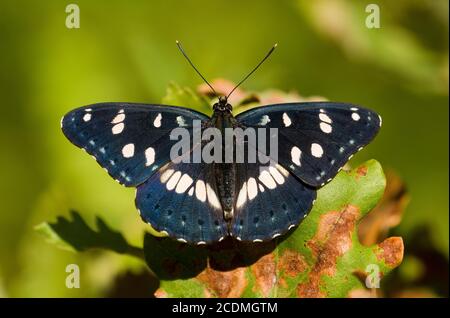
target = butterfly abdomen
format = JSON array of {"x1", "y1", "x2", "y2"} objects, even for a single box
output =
[
  {"x1": 211, "y1": 111, "x2": 237, "y2": 222},
  {"x1": 214, "y1": 163, "x2": 235, "y2": 221}
]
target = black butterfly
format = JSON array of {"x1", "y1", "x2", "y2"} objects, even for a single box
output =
[{"x1": 61, "y1": 43, "x2": 381, "y2": 245}]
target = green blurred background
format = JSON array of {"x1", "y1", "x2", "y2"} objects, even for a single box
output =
[{"x1": 0, "y1": 0, "x2": 448, "y2": 297}]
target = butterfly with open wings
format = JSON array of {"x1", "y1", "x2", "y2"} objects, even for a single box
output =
[{"x1": 61, "y1": 43, "x2": 381, "y2": 245}]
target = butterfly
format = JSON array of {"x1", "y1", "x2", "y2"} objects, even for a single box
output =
[{"x1": 61, "y1": 43, "x2": 381, "y2": 245}]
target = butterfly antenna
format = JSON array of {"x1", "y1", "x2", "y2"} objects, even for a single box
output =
[
  {"x1": 176, "y1": 40, "x2": 218, "y2": 98},
  {"x1": 227, "y1": 43, "x2": 278, "y2": 99}
]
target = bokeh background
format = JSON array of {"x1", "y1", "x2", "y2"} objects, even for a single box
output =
[{"x1": 0, "y1": 0, "x2": 448, "y2": 297}]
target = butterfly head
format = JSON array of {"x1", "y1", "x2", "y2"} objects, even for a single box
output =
[{"x1": 213, "y1": 96, "x2": 232, "y2": 113}]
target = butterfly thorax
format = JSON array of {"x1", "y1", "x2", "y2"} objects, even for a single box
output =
[{"x1": 211, "y1": 99, "x2": 237, "y2": 223}]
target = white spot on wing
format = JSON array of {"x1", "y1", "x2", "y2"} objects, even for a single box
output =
[
  {"x1": 160, "y1": 169, "x2": 174, "y2": 183},
  {"x1": 247, "y1": 177, "x2": 258, "y2": 200},
  {"x1": 195, "y1": 180, "x2": 207, "y2": 202},
  {"x1": 145, "y1": 147, "x2": 155, "y2": 166},
  {"x1": 291, "y1": 146, "x2": 302, "y2": 166},
  {"x1": 351, "y1": 112, "x2": 360, "y2": 121},
  {"x1": 259, "y1": 115, "x2": 271, "y2": 126},
  {"x1": 282, "y1": 113, "x2": 292, "y2": 127},
  {"x1": 236, "y1": 182, "x2": 247, "y2": 208},
  {"x1": 320, "y1": 122, "x2": 332, "y2": 133},
  {"x1": 206, "y1": 183, "x2": 221, "y2": 209},
  {"x1": 176, "y1": 116, "x2": 187, "y2": 127},
  {"x1": 166, "y1": 171, "x2": 182, "y2": 191},
  {"x1": 188, "y1": 187, "x2": 194, "y2": 196},
  {"x1": 112, "y1": 113, "x2": 125, "y2": 124},
  {"x1": 83, "y1": 113, "x2": 91, "y2": 122},
  {"x1": 175, "y1": 173, "x2": 193, "y2": 194},
  {"x1": 153, "y1": 113, "x2": 162, "y2": 127},
  {"x1": 319, "y1": 113, "x2": 332, "y2": 124},
  {"x1": 258, "y1": 170, "x2": 277, "y2": 189},
  {"x1": 112, "y1": 122, "x2": 124, "y2": 134},
  {"x1": 122, "y1": 143, "x2": 134, "y2": 158},
  {"x1": 311, "y1": 143, "x2": 323, "y2": 158},
  {"x1": 269, "y1": 165, "x2": 285, "y2": 184}
]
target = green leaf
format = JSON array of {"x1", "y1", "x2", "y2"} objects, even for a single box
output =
[
  {"x1": 153, "y1": 160, "x2": 404, "y2": 298},
  {"x1": 161, "y1": 82, "x2": 212, "y2": 116}
]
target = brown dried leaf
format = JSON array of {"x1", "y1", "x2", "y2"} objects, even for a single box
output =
[{"x1": 358, "y1": 170, "x2": 409, "y2": 245}]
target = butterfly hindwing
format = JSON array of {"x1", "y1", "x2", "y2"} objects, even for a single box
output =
[
  {"x1": 236, "y1": 102, "x2": 381, "y2": 187},
  {"x1": 61, "y1": 102, "x2": 209, "y2": 187},
  {"x1": 135, "y1": 158, "x2": 228, "y2": 244},
  {"x1": 231, "y1": 161, "x2": 316, "y2": 242}
]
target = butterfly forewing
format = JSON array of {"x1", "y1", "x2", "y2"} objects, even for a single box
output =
[
  {"x1": 236, "y1": 102, "x2": 381, "y2": 187},
  {"x1": 61, "y1": 103, "x2": 209, "y2": 187}
]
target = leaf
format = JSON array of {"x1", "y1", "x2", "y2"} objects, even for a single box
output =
[
  {"x1": 196, "y1": 78, "x2": 328, "y2": 115},
  {"x1": 358, "y1": 170, "x2": 410, "y2": 246},
  {"x1": 36, "y1": 163, "x2": 403, "y2": 298},
  {"x1": 35, "y1": 210, "x2": 143, "y2": 259},
  {"x1": 161, "y1": 82, "x2": 212, "y2": 116},
  {"x1": 153, "y1": 160, "x2": 404, "y2": 298}
]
